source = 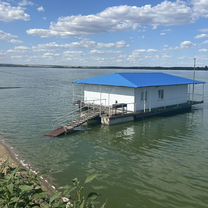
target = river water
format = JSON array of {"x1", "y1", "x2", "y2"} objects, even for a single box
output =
[{"x1": 0, "y1": 67, "x2": 208, "y2": 208}]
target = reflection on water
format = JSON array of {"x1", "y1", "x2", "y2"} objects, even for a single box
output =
[{"x1": 0, "y1": 67, "x2": 208, "y2": 208}]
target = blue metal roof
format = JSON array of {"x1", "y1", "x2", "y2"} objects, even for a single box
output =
[{"x1": 75, "y1": 72, "x2": 205, "y2": 88}]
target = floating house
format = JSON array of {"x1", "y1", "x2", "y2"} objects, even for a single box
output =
[{"x1": 48, "y1": 72, "x2": 205, "y2": 137}]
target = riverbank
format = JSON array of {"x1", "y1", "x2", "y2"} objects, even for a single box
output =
[
  {"x1": 0, "y1": 137, "x2": 57, "y2": 194},
  {"x1": 0, "y1": 138, "x2": 104, "y2": 208},
  {"x1": 0, "y1": 139, "x2": 18, "y2": 166}
]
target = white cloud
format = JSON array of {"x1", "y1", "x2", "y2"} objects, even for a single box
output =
[
  {"x1": 14, "y1": 46, "x2": 29, "y2": 50},
  {"x1": 178, "y1": 55, "x2": 208, "y2": 66},
  {"x1": 42, "y1": 52, "x2": 59, "y2": 58},
  {"x1": 63, "y1": 50, "x2": 84, "y2": 61},
  {"x1": 192, "y1": 0, "x2": 208, "y2": 18},
  {"x1": 11, "y1": 55, "x2": 24, "y2": 59},
  {"x1": 18, "y1": 0, "x2": 34, "y2": 7},
  {"x1": 12, "y1": 40, "x2": 128, "y2": 65},
  {"x1": 199, "y1": 48, "x2": 208, "y2": 52},
  {"x1": 26, "y1": 29, "x2": 57, "y2": 38},
  {"x1": 130, "y1": 48, "x2": 158, "y2": 54},
  {"x1": 127, "y1": 48, "x2": 160, "y2": 63},
  {"x1": 90, "y1": 49, "x2": 121, "y2": 55},
  {"x1": 10, "y1": 39, "x2": 22, "y2": 44},
  {"x1": 37, "y1": 6, "x2": 45, "y2": 12},
  {"x1": 90, "y1": 49, "x2": 105, "y2": 55},
  {"x1": 0, "y1": 1, "x2": 30, "y2": 22},
  {"x1": 32, "y1": 40, "x2": 128, "y2": 52},
  {"x1": 195, "y1": 33, "x2": 208, "y2": 39},
  {"x1": 97, "y1": 41, "x2": 129, "y2": 49},
  {"x1": 0, "y1": 30, "x2": 22, "y2": 44},
  {"x1": 147, "y1": 49, "x2": 158, "y2": 52},
  {"x1": 63, "y1": 51, "x2": 83, "y2": 55},
  {"x1": 161, "y1": 54, "x2": 171, "y2": 58},
  {"x1": 199, "y1": 28, "x2": 208, "y2": 33},
  {"x1": 135, "y1": 49, "x2": 146, "y2": 53},
  {"x1": 7, "y1": 46, "x2": 29, "y2": 53},
  {"x1": 202, "y1": 40, "x2": 208, "y2": 44},
  {"x1": 180, "y1": 41, "x2": 194, "y2": 49},
  {"x1": 26, "y1": 1, "x2": 193, "y2": 37},
  {"x1": 160, "y1": 32, "x2": 166, "y2": 36},
  {"x1": 160, "y1": 28, "x2": 171, "y2": 36}
]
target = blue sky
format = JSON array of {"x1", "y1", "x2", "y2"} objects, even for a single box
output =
[{"x1": 0, "y1": 0, "x2": 208, "y2": 66}]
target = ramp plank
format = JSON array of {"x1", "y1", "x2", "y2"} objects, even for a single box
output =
[{"x1": 47, "y1": 127, "x2": 66, "y2": 137}]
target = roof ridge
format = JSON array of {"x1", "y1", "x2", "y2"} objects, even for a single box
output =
[{"x1": 116, "y1": 73, "x2": 138, "y2": 87}]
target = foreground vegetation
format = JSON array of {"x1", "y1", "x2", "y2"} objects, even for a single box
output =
[{"x1": 0, "y1": 161, "x2": 105, "y2": 208}]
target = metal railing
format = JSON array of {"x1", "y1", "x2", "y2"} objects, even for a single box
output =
[{"x1": 52, "y1": 99, "x2": 109, "y2": 128}]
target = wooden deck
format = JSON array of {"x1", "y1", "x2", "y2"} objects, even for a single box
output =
[{"x1": 47, "y1": 127, "x2": 66, "y2": 137}]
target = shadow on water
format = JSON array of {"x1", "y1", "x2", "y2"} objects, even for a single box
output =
[{"x1": 82, "y1": 112, "x2": 194, "y2": 151}]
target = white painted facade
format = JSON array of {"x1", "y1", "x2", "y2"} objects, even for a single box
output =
[
  {"x1": 134, "y1": 85, "x2": 188, "y2": 111},
  {"x1": 83, "y1": 84, "x2": 189, "y2": 112},
  {"x1": 84, "y1": 85, "x2": 135, "y2": 111}
]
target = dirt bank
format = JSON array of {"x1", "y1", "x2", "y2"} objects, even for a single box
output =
[{"x1": 0, "y1": 140, "x2": 17, "y2": 166}]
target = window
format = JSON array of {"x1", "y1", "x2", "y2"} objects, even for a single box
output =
[
  {"x1": 158, "y1": 89, "x2": 164, "y2": 99},
  {"x1": 141, "y1": 91, "x2": 147, "y2": 101}
]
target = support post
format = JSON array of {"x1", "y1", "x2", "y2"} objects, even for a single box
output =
[
  {"x1": 82, "y1": 85, "x2": 84, "y2": 103},
  {"x1": 108, "y1": 88, "x2": 111, "y2": 116},
  {"x1": 99, "y1": 86, "x2": 102, "y2": 116},
  {"x1": 188, "y1": 85, "x2": 190, "y2": 101},
  {"x1": 149, "y1": 90, "x2": 151, "y2": 112},
  {"x1": 143, "y1": 89, "x2": 147, "y2": 113},
  {"x1": 202, "y1": 83, "x2": 205, "y2": 101},
  {"x1": 72, "y1": 83, "x2": 75, "y2": 103},
  {"x1": 192, "y1": 58, "x2": 196, "y2": 102}
]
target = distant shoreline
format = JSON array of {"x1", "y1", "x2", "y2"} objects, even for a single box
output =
[
  {"x1": 0, "y1": 87, "x2": 22, "y2": 90},
  {"x1": 0, "y1": 63, "x2": 208, "y2": 71}
]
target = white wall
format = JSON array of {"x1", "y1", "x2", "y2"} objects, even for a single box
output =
[
  {"x1": 84, "y1": 85, "x2": 135, "y2": 111},
  {"x1": 134, "y1": 85, "x2": 188, "y2": 111},
  {"x1": 83, "y1": 84, "x2": 188, "y2": 112}
]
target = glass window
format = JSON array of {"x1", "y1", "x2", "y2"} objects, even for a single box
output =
[
  {"x1": 158, "y1": 89, "x2": 164, "y2": 99},
  {"x1": 141, "y1": 91, "x2": 147, "y2": 101},
  {"x1": 141, "y1": 91, "x2": 144, "y2": 101}
]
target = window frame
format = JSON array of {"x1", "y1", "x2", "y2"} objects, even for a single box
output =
[
  {"x1": 158, "y1": 89, "x2": 164, "y2": 100},
  {"x1": 141, "y1": 90, "x2": 148, "y2": 101}
]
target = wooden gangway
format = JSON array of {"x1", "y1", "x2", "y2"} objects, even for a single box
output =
[
  {"x1": 47, "y1": 102, "x2": 108, "y2": 137},
  {"x1": 47, "y1": 109, "x2": 101, "y2": 137},
  {"x1": 47, "y1": 99, "x2": 136, "y2": 137}
]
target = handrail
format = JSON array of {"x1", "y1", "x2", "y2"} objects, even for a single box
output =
[
  {"x1": 84, "y1": 98, "x2": 107, "y2": 102},
  {"x1": 56, "y1": 107, "x2": 101, "y2": 128},
  {"x1": 53, "y1": 105, "x2": 85, "y2": 122},
  {"x1": 52, "y1": 101, "x2": 107, "y2": 128},
  {"x1": 53, "y1": 99, "x2": 107, "y2": 123}
]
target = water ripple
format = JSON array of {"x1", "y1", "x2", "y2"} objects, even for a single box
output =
[{"x1": 0, "y1": 68, "x2": 208, "y2": 208}]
